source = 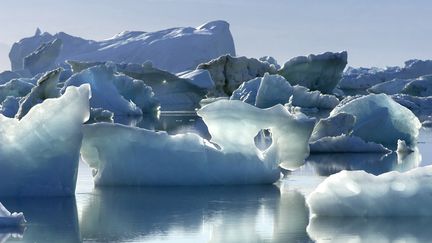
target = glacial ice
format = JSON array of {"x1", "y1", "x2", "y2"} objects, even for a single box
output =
[
  {"x1": 307, "y1": 166, "x2": 432, "y2": 216},
  {"x1": 80, "y1": 100, "x2": 315, "y2": 186},
  {"x1": 0, "y1": 96, "x2": 20, "y2": 118},
  {"x1": 0, "y1": 71, "x2": 20, "y2": 85},
  {"x1": 0, "y1": 202, "x2": 25, "y2": 227},
  {"x1": 63, "y1": 64, "x2": 158, "y2": 116},
  {"x1": 10, "y1": 21, "x2": 235, "y2": 74},
  {"x1": 391, "y1": 94, "x2": 432, "y2": 111},
  {"x1": 230, "y1": 73, "x2": 339, "y2": 110},
  {"x1": 401, "y1": 75, "x2": 432, "y2": 97},
  {"x1": 23, "y1": 38, "x2": 62, "y2": 76},
  {"x1": 278, "y1": 51, "x2": 347, "y2": 94},
  {"x1": 367, "y1": 78, "x2": 412, "y2": 95},
  {"x1": 0, "y1": 84, "x2": 90, "y2": 196},
  {"x1": 0, "y1": 79, "x2": 34, "y2": 103},
  {"x1": 330, "y1": 93, "x2": 421, "y2": 147},
  {"x1": 15, "y1": 68, "x2": 61, "y2": 119},
  {"x1": 310, "y1": 135, "x2": 391, "y2": 153},
  {"x1": 197, "y1": 55, "x2": 277, "y2": 96}
]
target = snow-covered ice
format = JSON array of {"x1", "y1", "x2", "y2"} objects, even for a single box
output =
[
  {"x1": 0, "y1": 84, "x2": 90, "y2": 196},
  {"x1": 80, "y1": 100, "x2": 314, "y2": 186},
  {"x1": 278, "y1": 51, "x2": 347, "y2": 94},
  {"x1": 10, "y1": 21, "x2": 235, "y2": 74}
]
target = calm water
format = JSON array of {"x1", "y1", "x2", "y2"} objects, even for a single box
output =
[{"x1": 1, "y1": 114, "x2": 432, "y2": 243}]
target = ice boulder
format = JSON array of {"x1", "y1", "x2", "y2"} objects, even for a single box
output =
[
  {"x1": 330, "y1": 93, "x2": 421, "y2": 147},
  {"x1": 0, "y1": 202, "x2": 25, "y2": 226},
  {"x1": 0, "y1": 84, "x2": 90, "y2": 196},
  {"x1": 197, "y1": 55, "x2": 277, "y2": 96},
  {"x1": 307, "y1": 166, "x2": 432, "y2": 216},
  {"x1": 80, "y1": 100, "x2": 315, "y2": 186},
  {"x1": 278, "y1": 51, "x2": 347, "y2": 94},
  {"x1": 63, "y1": 64, "x2": 159, "y2": 116},
  {"x1": 10, "y1": 21, "x2": 235, "y2": 74},
  {"x1": 23, "y1": 38, "x2": 62, "y2": 76},
  {"x1": 230, "y1": 73, "x2": 339, "y2": 110},
  {"x1": 15, "y1": 68, "x2": 62, "y2": 119}
]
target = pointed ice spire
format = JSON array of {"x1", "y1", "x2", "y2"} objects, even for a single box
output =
[{"x1": 35, "y1": 27, "x2": 42, "y2": 36}]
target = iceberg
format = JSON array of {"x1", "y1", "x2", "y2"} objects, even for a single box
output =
[
  {"x1": 307, "y1": 166, "x2": 432, "y2": 216},
  {"x1": 63, "y1": 64, "x2": 159, "y2": 116},
  {"x1": 367, "y1": 78, "x2": 412, "y2": 95},
  {"x1": 401, "y1": 74, "x2": 432, "y2": 97},
  {"x1": 278, "y1": 51, "x2": 347, "y2": 94},
  {"x1": 391, "y1": 94, "x2": 432, "y2": 111},
  {"x1": 0, "y1": 202, "x2": 25, "y2": 227},
  {"x1": 0, "y1": 84, "x2": 90, "y2": 196},
  {"x1": 230, "y1": 73, "x2": 339, "y2": 110},
  {"x1": 310, "y1": 135, "x2": 391, "y2": 153},
  {"x1": 197, "y1": 55, "x2": 277, "y2": 96},
  {"x1": 330, "y1": 93, "x2": 421, "y2": 147},
  {"x1": 10, "y1": 21, "x2": 235, "y2": 74},
  {"x1": 15, "y1": 68, "x2": 61, "y2": 119},
  {"x1": 23, "y1": 38, "x2": 62, "y2": 76},
  {"x1": 80, "y1": 100, "x2": 314, "y2": 186},
  {"x1": 0, "y1": 79, "x2": 34, "y2": 103}
]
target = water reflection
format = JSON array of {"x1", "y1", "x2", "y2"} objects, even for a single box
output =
[
  {"x1": 79, "y1": 186, "x2": 309, "y2": 242},
  {"x1": 1, "y1": 197, "x2": 80, "y2": 242},
  {"x1": 307, "y1": 149, "x2": 421, "y2": 176},
  {"x1": 307, "y1": 216, "x2": 432, "y2": 243}
]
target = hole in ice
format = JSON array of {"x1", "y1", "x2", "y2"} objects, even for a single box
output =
[{"x1": 254, "y1": 129, "x2": 273, "y2": 151}]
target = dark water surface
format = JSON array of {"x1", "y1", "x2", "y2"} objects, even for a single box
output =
[{"x1": 2, "y1": 113, "x2": 432, "y2": 242}]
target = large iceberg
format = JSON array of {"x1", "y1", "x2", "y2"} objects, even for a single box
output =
[
  {"x1": 307, "y1": 166, "x2": 432, "y2": 216},
  {"x1": 231, "y1": 73, "x2": 339, "y2": 110},
  {"x1": 0, "y1": 202, "x2": 25, "y2": 227},
  {"x1": 80, "y1": 100, "x2": 314, "y2": 186},
  {"x1": 10, "y1": 21, "x2": 235, "y2": 74},
  {"x1": 63, "y1": 64, "x2": 158, "y2": 116},
  {"x1": 0, "y1": 84, "x2": 90, "y2": 196},
  {"x1": 278, "y1": 51, "x2": 347, "y2": 94},
  {"x1": 197, "y1": 55, "x2": 277, "y2": 96}
]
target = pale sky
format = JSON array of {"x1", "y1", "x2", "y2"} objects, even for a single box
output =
[{"x1": 1, "y1": 0, "x2": 431, "y2": 72}]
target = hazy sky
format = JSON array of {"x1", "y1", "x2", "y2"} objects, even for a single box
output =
[{"x1": 1, "y1": 0, "x2": 431, "y2": 72}]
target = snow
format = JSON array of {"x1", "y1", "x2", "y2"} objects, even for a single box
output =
[
  {"x1": 278, "y1": 51, "x2": 347, "y2": 94},
  {"x1": 80, "y1": 100, "x2": 314, "y2": 186},
  {"x1": 0, "y1": 84, "x2": 90, "y2": 196},
  {"x1": 230, "y1": 73, "x2": 339, "y2": 110},
  {"x1": 330, "y1": 93, "x2": 421, "y2": 147},
  {"x1": 15, "y1": 68, "x2": 61, "y2": 119},
  {"x1": 197, "y1": 55, "x2": 277, "y2": 96},
  {"x1": 10, "y1": 20, "x2": 235, "y2": 74},
  {"x1": 307, "y1": 166, "x2": 432, "y2": 216},
  {"x1": 63, "y1": 64, "x2": 158, "y2": 116},
  {"x1": 0, "y1": 202, "x2": 25, "y2": 227}
]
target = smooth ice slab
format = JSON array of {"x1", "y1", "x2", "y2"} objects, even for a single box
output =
[
  {"x1": 0, "y1": 84, "x2": 90, "y2": 196},
  {"x1": 80, "y1": 100, "x2": 314, "y2": 186},
  {"x1": 307, "y1": 166, "x2": 432, "y2": 216}
]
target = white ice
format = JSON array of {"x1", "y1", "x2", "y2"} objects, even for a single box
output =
[
  {"x1": 0, "y1": 84, "x2": 90, "y2": 196},
  {"x1": 80, "y1": 100, "x2": 315, "y2": 186},
  {"x1": 307, "y1": 166, "x2": 432, "y2": 216},
  {"x1": 0, "y1": 202, "x2": 25, "y2": 227}
]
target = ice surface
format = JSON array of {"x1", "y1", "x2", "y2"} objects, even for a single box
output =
[
  {"x1": 10, "y1": 21, "x2": 235, "y2": 73},
  {"x1": 278, "y1": 51, "x2": 347, "y2": 94},
  {"x1": 0, "y1": 96, "x2": 20, "y2": 118},
  {"x1": 230, "y1": 73, "x2": 339, "y2": 110},
  {"x1": 401, "y1": 74, "x2": 432, "y2": 97},
  {"x1": 0, "y1": 84, "x2": 90, "y2": 196},
  {"x1": 307, "y1": 166, "x2": 432, "y2": 216},
  {"x1": 330, "y1": 93, "x2": 421, "y2": 147},
  {"x1": 80, "y1": 100, "x2": 314, "y2": 186},
  {"x1": 197, "y1": 55, "x2": 277, "y2": 96},
  {"x1": 310, "y1": 135, "x2": 391, "y2": 153},
  {"x1": 0, "y1": 202, "x2": 25, "y2": 227},
  {"x1": 63, "y1": 64, "x2": 158, "y2": 116},
  {"x1": 0, "y1": 79, "x2": 34, "y2": 103},
  {"x1": 177, "y1": 69, "x2": 215, "y2": 89},
  {"x1": 15, "y1": 68, "x2": 61, "y2": 119},
  {"x1": 0, "y1": 71, "x2": 20, "y2": 85},
  {"x1": 391, "y1": 94, "x2": 432, "y2": 111},
  {"x1": 367, "y1": 78, "x2": 412, "y2": 95},
  {"x1": 23, "y1": 38, "x2": 62, "y2": 76}
]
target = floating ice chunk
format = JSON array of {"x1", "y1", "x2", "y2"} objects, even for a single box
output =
[
  {"x1": 81, "y1": 100, "x2": 314, "y2": 186},
  {"x1": 396, "y1": 139, "x2": 414, "y2": 154},
  {"x1": 310, "y1": 113, "x2": 355, "y2": 141},
  {"x1": 198, "y1": 55, "x2": 277, "y2": 96},
  {"x1": 331, "y1": 93, "x2": 421, "y2": 147},
  {"x1": 63, "y1": 64, "x2": 158, "y2": 115},
  {"x1": 10, "y1": 20, "x2": 235, "y2": 73},
  {"x1": 88, "y1": 108, "x2": 114, "y2": 123},
  {"x1": 23, "y1": 38, "x2": 62, "y2": 76},
  {"x1": 310, "y1": 135, "x2": 391, "y2": 153},
  {"x1": 231, "y1": 73, "x2": 339, "y2": 110},
  {"x1": 0, "y1": 202, "x2": 25, "y2": 227},
  {"x1": 278, "y1": 51, "x2": 347, "y2": 94},
  {"x1": 307, "y1": 166, "x2": 432, "y2": 216},
  {"x1": 0, "y1": 84, "x2": 90, "y2": 196},
  {"x1": 367, "y1": 78, "x2": 412, "y2": 95},
  {"x1": 177, "y1": 69, "x2": 215, "y2": 90},
  {"x1": 0, "y1": 79, "x2": 34, "y2": 103},
  {"x1": 401, "y1": 75, "x2": 432, "y2": 97},
  {"x1": 15, "y1": 68, "x2": 61, "y2": 119}
]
